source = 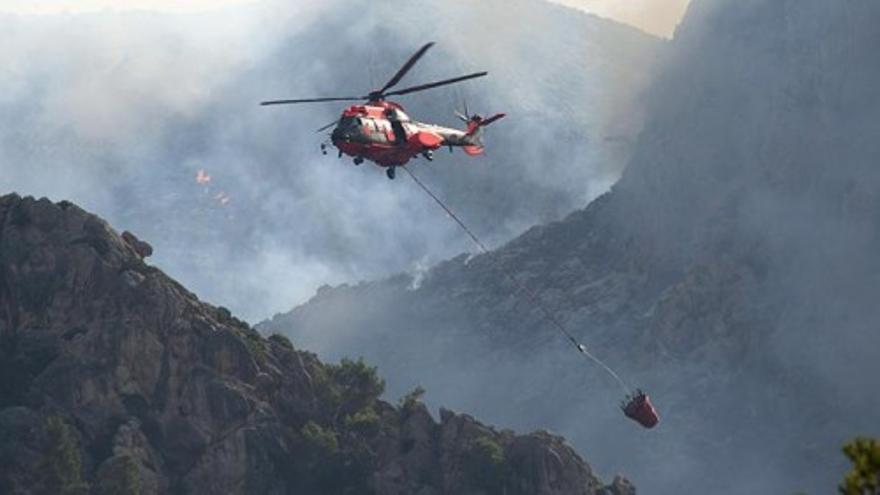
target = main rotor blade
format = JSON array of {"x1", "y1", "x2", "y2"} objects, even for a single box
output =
[
  {"x1": 384, "y1": 71, "x2": 488, "y2": 97},
  {"x1": 376, "y1": 42, "x2": 435, "y2": 95},
  {"x1": 315, "y1": 119, "x2": 339, "y2": 133},
  {"x1": 480, "y1": 113, "x2": 506, "y2": 126},
  {"x1": 260, "y1": 96, "x2": 364, "y2": 106}
]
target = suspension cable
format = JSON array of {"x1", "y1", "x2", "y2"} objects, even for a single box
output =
[{"x1": 402, "y1": 165, "x2": 631, "y2": 394}]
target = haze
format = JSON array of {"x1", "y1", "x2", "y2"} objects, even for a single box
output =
[
  {"x1": 550, "y1": 0, "x2": 691, "y2": 37},
  {"x1": 1, "y1": 0, "x2": 689, "y2": 37},
  {"x1": 0, "y1": 0, "x2": 659, "y2": 321}
]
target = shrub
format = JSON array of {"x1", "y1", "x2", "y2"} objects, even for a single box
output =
[
  {"x1": 42, "y1": 416, "x2": 89, "y2": 495},
  {"x1": 323, "y1": 358, "x2": 385, "y2": 418},
  {"x1": 96, "y1": 456, "x2": 141, "y2": 495},
  {"x1": 295, "y1": 421, "x2": 376, "y2": 494},
  {"x1": 466, "y1": 435, "x2": 507, "y2": 492},
  {"x1": 268, "y1": 333, "x2": 294, "y2": 350},
  {"x1": 472, "y1": 436, "x2": 505, "y2": 467},
  {"x1": 399, "y1": 386, "x2": 426, "y2": 414},
  {"x1": 238, "y1": 329, "x2": 267, "y2": 366},
  {"x1": 344, "y1": 407, "x2": 382, "y2": 437},
  {"x1": 840, "y1": 438, "x2": 880, "y2": 495},
  {"x1": 301, "y1": 421, "x2": 338, "y2": 456}
]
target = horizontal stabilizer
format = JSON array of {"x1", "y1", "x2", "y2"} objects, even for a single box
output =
[{"x1": 463, "y1": 145, "x2": 484, "y2": 156}]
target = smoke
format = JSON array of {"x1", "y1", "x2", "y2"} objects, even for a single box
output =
[
  {"x1": 262, "y1": 0, "x2": 880, "y2": 493},
  {"x1": 0, "y1": 0, "x2": 659, "y2": 322},
  {"x1": 0, "y1": 1, "x2": 255, "y2": 15}
]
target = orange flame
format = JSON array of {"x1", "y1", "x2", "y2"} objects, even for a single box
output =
[{"x1": 195, "y1": 169, "x2": 212, "y2": 185}]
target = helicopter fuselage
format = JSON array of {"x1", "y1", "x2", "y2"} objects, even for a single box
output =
[{"x1": 330, "y1": 100, "x2": 483, "y2": 167}]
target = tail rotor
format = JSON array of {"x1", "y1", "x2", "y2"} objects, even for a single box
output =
[
  {"x1": 455, "y1": 102, "x2": 505, "y2": 155},
  {"x1": 455, "y1": 102, "x2": 506, "y2": 136}
]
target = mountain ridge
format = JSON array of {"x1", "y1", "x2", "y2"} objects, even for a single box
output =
[{"x1": 0, "y1": 193, "x2": 632, "y2": 494}]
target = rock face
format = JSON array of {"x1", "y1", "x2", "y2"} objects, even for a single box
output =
[
  {"x1": 262, "y1": 1, "x2": 880, "y2": 493},
  {"x1": 0, "y1": 193, "x2": 628, "y2": 494}
]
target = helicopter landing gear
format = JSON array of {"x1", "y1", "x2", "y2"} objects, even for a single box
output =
[
  {"x1": 353, "y1": 156, "x2": 364, "y2": 166},
  {"x1": 386, "y1": 166, "x2": 396, "y2": 180},
  {"x1": 422, "y1": 150, "x2": 434, "y2": 161}
]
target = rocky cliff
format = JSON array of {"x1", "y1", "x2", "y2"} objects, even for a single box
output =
[
  {"x1": 262, "y1": 1, "x2": 880, "y2": 493},
  {"x1": 0, "y1": 194, "x2": 630, "y2": 495}
]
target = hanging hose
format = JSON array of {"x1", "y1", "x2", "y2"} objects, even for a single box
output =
[{"x1": 401, "y1": 165, "x2": 632, "y2": 395}]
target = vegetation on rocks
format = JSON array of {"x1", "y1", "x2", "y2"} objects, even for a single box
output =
[
  {"x1": 466, "y1": 435, "x2": 508, "y2": 492},
  {"x1": 96, "y1": 456, "x2": 142, "y2": 495},
  {"x1": 399, "y1": 385, "x2": 427, "y2": 415},
  {"x1": 301, "y1": 420, "x2": 339, "y2": 455},
  {"x1": 344, "y1": 406, "x2": 382, "y2": 437},
  {"x1": 318, "y1": 357, "x2": 386, "y2": 421},
  {"x1": 840, "y1": 438, "x2": 880, "y2": 495},
  {"x1": 42, "y1": 416, "x2": 89, "y2": 495},
  {"x1": 268, "y1": 333, "x2": 294, "y2": 349},
  {"x1": 0, "y1": 194, "x2": 625, "y2": 494}
]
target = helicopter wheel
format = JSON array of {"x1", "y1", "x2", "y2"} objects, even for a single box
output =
[
  {"x1": 386, "y1": 167, "x2": 396, "y2": 180},
  {"x1": 353, "y1": 157, "x2": 364, "y2": 166},
  {"x1": 422, "y1": 150, "x2": 434, "y2": 161}
]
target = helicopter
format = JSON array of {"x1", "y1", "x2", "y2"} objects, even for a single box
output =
[{"x1": 260, "y1": 42, "x2": 505, "y2": 180}]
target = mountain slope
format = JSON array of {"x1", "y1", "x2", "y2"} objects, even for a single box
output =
[
  {"x1": 262, "y1": 0, "x2": 880, "y2": 493},
  {"x1": 0, "y1": 194, "x2": 631, "y2": 495}
]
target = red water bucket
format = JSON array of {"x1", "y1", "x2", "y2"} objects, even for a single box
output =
[{"x1": 622, "y1": 391, "x2": 660, "y2": 428}]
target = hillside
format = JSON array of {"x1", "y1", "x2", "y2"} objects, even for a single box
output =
[
  {"x1": 0, "y1": 194, "x2": 632, "y2": 495},
  {"x1": 261, "y1": 0, "x2": 880, "y2": 493}
]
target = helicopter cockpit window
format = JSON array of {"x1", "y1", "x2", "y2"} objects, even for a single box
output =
[
  {"x1": 384, "y1": 108, "x2": 409, "y2": 122},
  {"x1": 393, "y1": 109, "x2": 410, "y2": 122},
  {"x1": 339, "y1": 116, "x2": 360, "y2": 130}
]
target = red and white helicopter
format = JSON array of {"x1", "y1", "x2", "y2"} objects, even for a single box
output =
[{"x1": 261, "y1": 42, "x2": 505, "y2": 180}]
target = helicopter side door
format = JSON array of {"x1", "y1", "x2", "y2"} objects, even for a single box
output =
[
  {"x1": 385, "y1": 109, "x2": 408, "y2": 145},
  {"x1": 363, "y1": 117, "x2": 390, "y2": 144}
]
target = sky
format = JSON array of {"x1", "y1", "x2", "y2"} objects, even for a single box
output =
[
  {"x1": 0, "y1": 0, "x2": 254, "y2": 14},
  {"x1": 0, "y1": 0, "x2": 690, "y2": 37},
  {"x1": 550, "y1": 0, "x2": 691, "y2": 37}
]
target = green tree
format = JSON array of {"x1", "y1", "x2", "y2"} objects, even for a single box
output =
[
  {"x1": 466, "y1": 435, "x2": 507, "y2": 493},
  {"x1": 96, "y1": 456, "x2": 141, "y2": 495},
  {"x1": 322, "y1": 358, "x2": 385, "y2": 420},
  {"x1": 301, "y1": 421, "x2": 339, "y2": 455},
  {"x1": 840, "y1": 438, "x2": 880, "y2": 495},
  {"x1": 296, "y1": 421, "x2": 376, "y2": 494},
  {"x1": 399, "y1": 386, "x2": 426, "y2": 415},
  {"x1": 268, "y1": 333, "x2": 294, "y2": 350},
  {"x1": 42, "y1": 416, "x2": 89, "y2": 495},
  {"x1": 344, "y1": 406, "x2": 382, "y2": 437},
  {"x1": 239, "y1": 329, "x2": 267, "y2": 365}
]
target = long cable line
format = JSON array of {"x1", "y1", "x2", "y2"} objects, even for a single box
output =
[{"x1": 401, "y1": 165, "x2": 631, "y2": 394}]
